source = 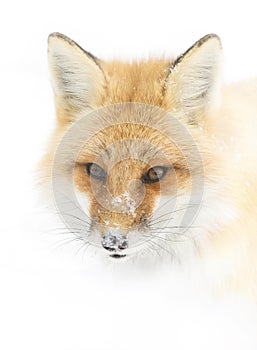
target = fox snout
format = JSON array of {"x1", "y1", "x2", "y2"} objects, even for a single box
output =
[{"x1": 101, "y1": 230, "x2": 128, "y2": 257}]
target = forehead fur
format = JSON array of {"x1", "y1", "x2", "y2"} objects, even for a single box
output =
[
  {"x1": 56, "y1": 103, "x2": 204, "y2": 170},
  {"x1": 101, "y1": 59, "x2": 172, "y2": 108},
  {"x1": 77, "y1": 123, "x2": 183, "y2": 168}
]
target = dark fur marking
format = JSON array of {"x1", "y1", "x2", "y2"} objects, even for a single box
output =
[
  {"x1": 162, "y1": 34, "x2": 220, "y2": 95},
  {"x1": 171, "y1": 33, "x2": 221, "y2": 69},
  {"x1": 48, "y1": 32, "x2": 98, "y2": 62},
  {"x1": 48, "y1": 32, "x2": 108, "y2": 85}
]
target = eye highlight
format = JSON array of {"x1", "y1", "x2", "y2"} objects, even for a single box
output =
[
  {"x1": 85, "y1": 163, "x2": 106, "y2": 181},
  {"x1": 142, "y1": 166, "x2": 168, "y2": 184}
]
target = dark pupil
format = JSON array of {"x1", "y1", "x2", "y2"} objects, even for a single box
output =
[
  {"x1": 87, "y1": 163, "x2": 105, "y2": 179},
  {"x1": 91, "y1": 164, "x2": 102, "y2": 176},
  {"x1": 148, "y1": 167, "x2": 163, "y2": 180}
]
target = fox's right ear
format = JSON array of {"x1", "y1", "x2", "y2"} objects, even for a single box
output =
[{"x1": 48, "y1": 33, "x2": 106, "y2": 123}]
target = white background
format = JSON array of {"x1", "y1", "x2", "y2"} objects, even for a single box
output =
[{"x1": 1, "y1": 1, "x2": 257, "y2": 349}]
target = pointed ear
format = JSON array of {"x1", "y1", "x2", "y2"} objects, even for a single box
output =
[
  {"x1": 165, "y1": 34, "x2": 222, "y2": 123},
  {"x1": 48, "y1": 33, "x2": 107, "y2": 123}
]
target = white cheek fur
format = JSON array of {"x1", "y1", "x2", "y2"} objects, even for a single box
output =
[
  {"x1": 147, "y1": 181, "x2": 237, "y2": 262},
  {"x1": 74, "y1": 188, "x2": 90, "y2": 218}
]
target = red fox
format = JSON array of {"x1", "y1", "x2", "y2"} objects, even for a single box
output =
[{"x1": 41, "y1": 32, "x2": 257, "y2": 298}]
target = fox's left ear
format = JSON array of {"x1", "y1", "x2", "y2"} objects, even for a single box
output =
[
  {"x1": 48, "y1": 33, "x2": 107, "y2": 123},
  {"x1": 165, "y1": 34, "x2": 222, "y2": 123}
]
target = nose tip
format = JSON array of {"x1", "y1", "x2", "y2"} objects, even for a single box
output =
[{"x1": 101, "y1": 231, "x2": 128, "y2": 252}]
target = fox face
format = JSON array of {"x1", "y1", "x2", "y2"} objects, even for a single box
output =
[
  {"x1": 70, "y1": 108, "x2": 197, "y2": 258},
  {"x1": 42, "y1": 33, "x2": 234, "y2": 261}
]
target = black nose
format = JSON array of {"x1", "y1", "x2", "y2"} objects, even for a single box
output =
[{"x1": 101, "y1": 231, "x2": 128, "y2": 252}]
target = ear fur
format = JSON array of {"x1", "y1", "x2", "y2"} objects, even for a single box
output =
[
  {"x1": 48, "y1": 32, "x2": 106, "y2": 123},
  {"x1": 165, "y1": 34, "x2": 222, "y2": 123}
]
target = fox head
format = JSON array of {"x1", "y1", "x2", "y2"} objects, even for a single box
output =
[{"x1": 42, "y1": 33, "x2": 233, "y2": 262}]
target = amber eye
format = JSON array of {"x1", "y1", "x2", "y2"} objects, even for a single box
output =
[
  {"x1": 85, "y1": 163, "x2": 106, "y2": 180},
  {"x1": 142, "y1": 166, "x2": 168, "y2": 184}
]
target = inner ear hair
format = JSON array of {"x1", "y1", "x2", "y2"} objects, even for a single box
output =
[
  {"x1": 48, "y1": 32, "x2": 107, "y2": 123},
  {"x1": 165, "y1": 34, "x2": 222, "y2": 124}
]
